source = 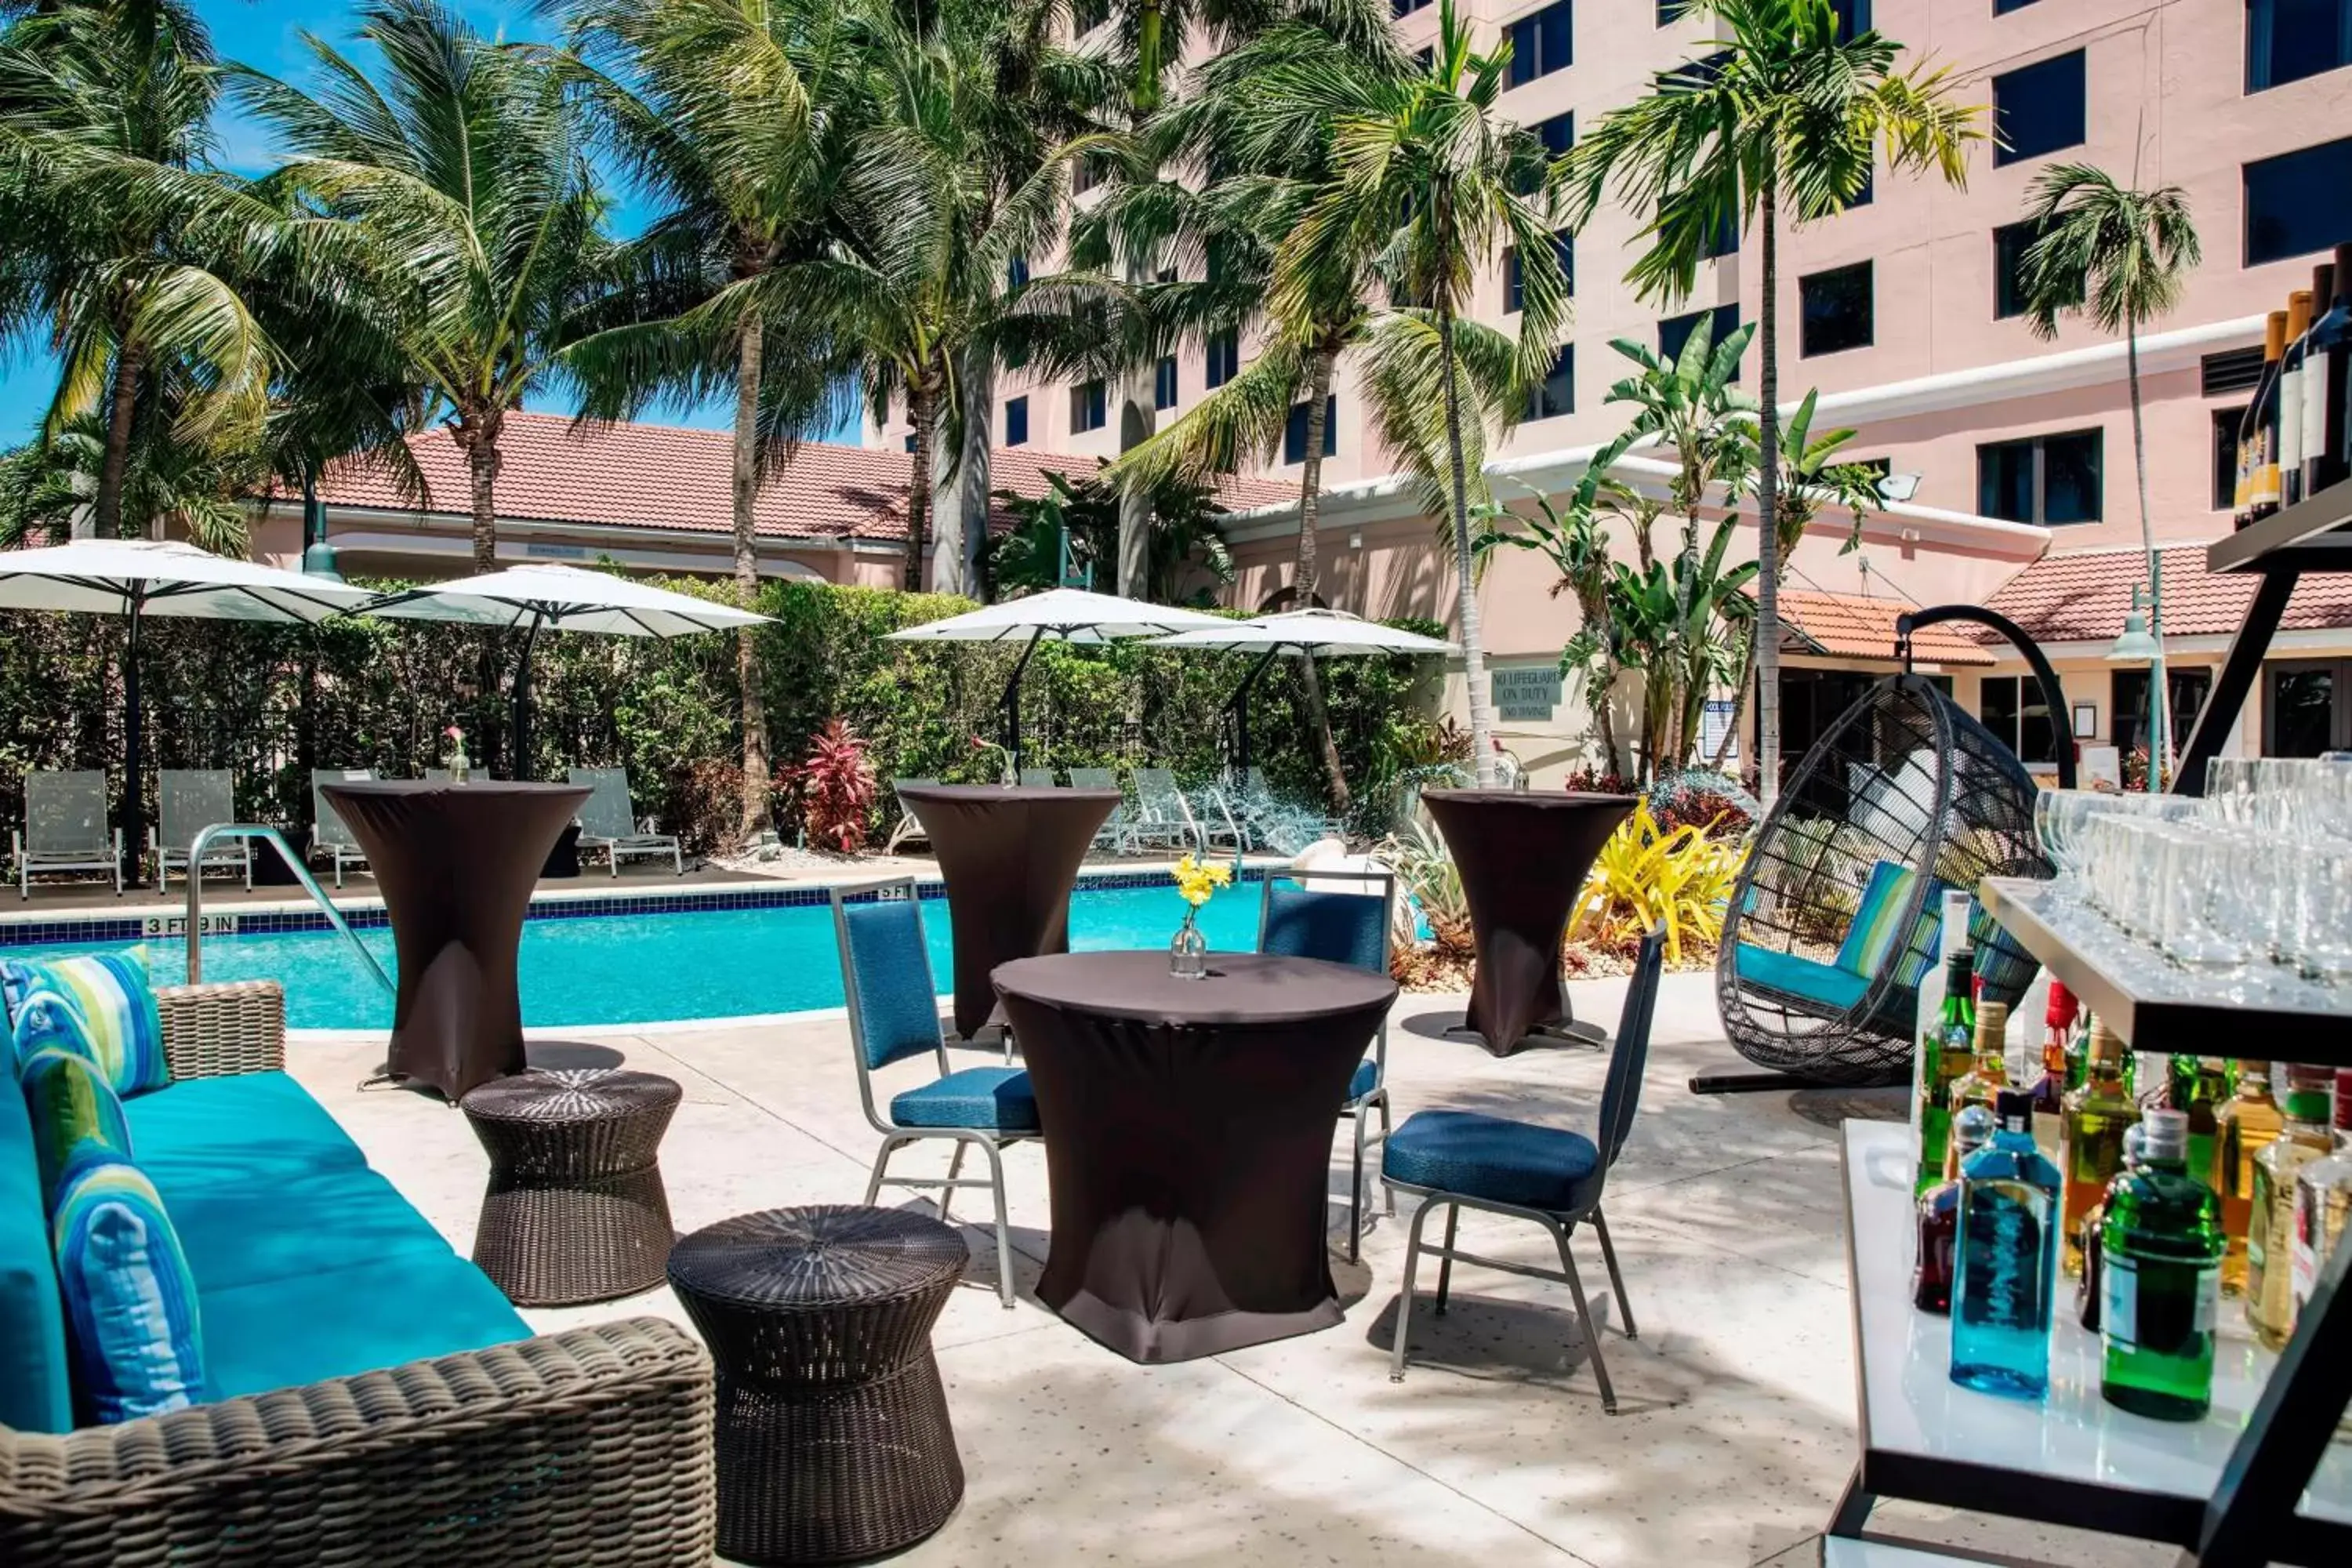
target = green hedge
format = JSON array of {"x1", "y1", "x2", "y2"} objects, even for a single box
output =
[{"x1": 0, "y1": 579, "x2": 1446, "y2": 854}]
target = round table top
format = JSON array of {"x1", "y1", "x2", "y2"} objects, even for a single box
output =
[
  {"x1": 1421, "y1": 788, "x2": 1641, "y2": 812},
  {"x1": 667, "y1": 1205, "x2": 968, "y2": 1310},
  {"x1": 895, "y1": 784, "x2": 1123, "y2": 806},
  {"x1": 993, "y1": 949, "x2": 1396, "y2": 1028},
  {"x1": 460, "y1": 1066, "x2": 681, "y2": 1124},
  {"x1": 322, "y1": 779, "x2": 593, "y2": 800}
]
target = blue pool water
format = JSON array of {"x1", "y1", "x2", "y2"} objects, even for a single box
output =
[{"x1": 8, "y1": 883, "x2": 1261, "y2": 1030}]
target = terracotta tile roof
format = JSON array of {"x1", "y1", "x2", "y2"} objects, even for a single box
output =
[
  {"x1": 312, "y1": 410, "x2": 1297, "y2": 543},
  {"x1": 1984, "y1": 540, "x2": 2352, "y2": 644},
  {"x1": 1769, "y1": 588, "x2": 1996, "y2": 667}
]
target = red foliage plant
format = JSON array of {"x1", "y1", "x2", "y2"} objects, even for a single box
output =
[{"x1": 796, "y1": 718, "x2": 877, "y2": 853}]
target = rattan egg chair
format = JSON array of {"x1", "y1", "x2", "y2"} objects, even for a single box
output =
[{"x1": 1715, "y1": 671, "x2": 2053, "y2": 1087}]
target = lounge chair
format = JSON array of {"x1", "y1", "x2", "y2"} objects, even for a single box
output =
[
  {"x1": 1129, "y1": 768, "x2": 1203, "y2": 854},
  {"x1": 885, "y1": 777, "x2": 938, "y2": 853},
  {"x1": 1018, "y1": 768, "x2": 1060, "y2": 789},
  {"x1": 568, "y1": 767, "x2": 683, "y2": 877},
  {"x1": 1066, "y1": 768, "x2": 1133, "y2": 852},
  {"x1": 13, "y1": 771, "x2": 122, "y2": 898},
  {"x1": 310, "y1": 768, "x2": 376, "y2": 888},
  {"x1": 151, "y1": 768, "x2": 250, "y2": 893}
]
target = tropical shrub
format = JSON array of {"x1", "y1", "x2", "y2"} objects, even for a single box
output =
[
  {"x1": 794, "y1": 719, "x2": 877, "y2": 853},
  {"x1": 1570, "y1": 800, "x2": 1746, "y2": 964}
]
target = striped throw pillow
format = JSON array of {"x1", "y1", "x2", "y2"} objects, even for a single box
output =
[
  {"x1": 50, "y1": 1155, "x2": 206, "y2": 1422},
  {"x1": 0, "y1": 949, "x2": 167, "y2": 1098},
  {"x1": 20, "y1": 1047, "x2": 133, "y2": 1203}
]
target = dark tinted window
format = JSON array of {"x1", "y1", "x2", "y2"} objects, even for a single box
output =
[
  {"x1": 1829, "y1": 0, "x2": 1870, "y2": 40},
  {"x1": 1205, "y1": 328, "x2": 1239, "y2": 390},
  {"x1": 2245, "y1": 136, "x2": 2352, "y2": 265},
  {"x1": 1660, "y1": 303, "x2": 1742, "y2": 376},
  {"x1": 1980, "y1": 676, "x2": 2058, "y2": 765},
  {"x1": 1155, "y1": 356, "x2": 1178, "y2": 412},
  {"x1": 1979, "y1": 429, "x2": 2103, "y2": 524},
  {"x1": 2212, "y1": 406, "x2": 2246, "y2": 510},
  {"x1": 1006, "y1": 256, "x2": 1029, "y2": 292},
  {"x1": 1992, "y1": 219, "x2": 2067, "y2": 319},
  {"x1": 1504, "y1": 230, "x2": 1573, "y2": 311},
  {"x1": 1526, "y1": 346, "x2": 1573, "y2": 421},
  {"x1": 1507, "y1": 2, "x2": 1572, "y2": 87},
  {"x1": 1004, "y1": 396, "x2": 1028, "y2": 447},
  {"x1": 1515, "y1": 112, "x2": 1573, "y2": 193},
  {"x1": 1799, "y1": 261, "x2": 1873, "y2": 356},
  {"x1": 2248, "y1": 0, "x2": 2352, "y2": 92},
  {"x1": 1993, "y1": 51, "x2": 2085, "y2": 166},
  {"x1": 1395, "y1": 0, "x2": 1432, "y2": 14},
  {"x1": 1071, "y1": 379, "x2": 1106, "y2": 434},
  {"x1": 1284, "y1": 396, "x2": 1338, "y2": 463},
  {"x1": 1993, "y1": 0, "x2": 2040, "y2": 12}
]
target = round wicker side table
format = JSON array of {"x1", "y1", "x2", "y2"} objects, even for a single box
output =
[
  {"x1": 667, "y1": 1205, "x2": 970, "y2": 1566},
  {"x1": 460, "y1": 1067, "x2": 681, "y2": 1306}
]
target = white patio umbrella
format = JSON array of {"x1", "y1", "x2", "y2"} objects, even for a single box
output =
[
  {"x1": 0, "y1": 539, "x2": 379, "y2": 859},
  {"x1": 884, "y1": 587, "x2": 1231, "y2": 766},
  {"x1": 1147, "y1": 608, "x2": 1457, "y2": 777},
  {"x1": 364, "y1": 563, "x2": 768, "y2": 773}
]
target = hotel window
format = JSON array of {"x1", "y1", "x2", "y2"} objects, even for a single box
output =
[
  {"x1": 1801, "y1": 263, "x2": 1872, "y2": 356},
  {"x1": 2247, "y1": 0, "x2": 2352, "y2": 93},
  {"x1": 1514, "y1": 111, "x2": 1573, "y2": 193},
  {"x1": 1700, "y1": 201, "x2": 1739, "y2": 259},
  {"x1": 2114, "y1": 668, "x2": 2212, "y2": 757},
  {"x1": 1994, "y1": 0, "x2": 2041, "y2": 11},
  {"x1": 1525, "y1": 346, "x2": 1573, "y2": 421},
  {"x1": 1070, "y1": 379, "x2": 1107, "y2": 434},
  {"x1": 1006, "y1": 256, "x2": 1029, "y2": 292},
  {"x1": 2245, "y1": 135, "x2": 2352, "y2": 265},
  {"x1": 1837, "y1": 167, "x2": 1875, "y2": 212},
  {"x1": 1283, "y1": 396, "x2": 1338, "y2": 464},
  {"x1": 1656, "y1": 0, "x2": 1678, "y2": 21},
  {"x1": 1154, "y1": 356, "x2": 1178, "y2": 412},
  {"x1": 1504, "y1": 231, "x2": 1573, "y2": 312},
  {"x1": 1992, "y1": 50, "x2": 2085, "y2": 167},
  {"x1": 1205, "y1": 328, "x2": 1239, "y2": 389},
  {"x1": 2212, "y1": 407, "x2": 2248, "y2": 510},
  {"x1": 1660, "y1": 303, "x2": 1741, "y2": 374},
  {"x1": 1829, "y1": 0, "x2": 1868, "y2": 40},
  {"x1": 1004, "y1": 396, "x2": 1029, "y2": 448},
  {"x1": 1072, "y1": 154, "x2": 1101, "y2": 195},
  {"x1": 1978, "y1": 676, "x2": 2059, "y2": 765},
  {"x1": 2267, "y1": 660, "x2": 2352, "y2": 755},
  {"x1": 1506, "y1": 2, "x2": 1571, "y2": 89},
  {"x1": 1074, "y1": 0, "x2": 1109, "y2": 32},
  {"x1": 1395, "y1": 0, "x2": 1431, "y2": 14},
  {"x1": 1992, "y1": 219, "x2": 2072, "y2": 320},
  {"x1": 1976, "y1": 429, "x2": 2103, "y2": 525}
]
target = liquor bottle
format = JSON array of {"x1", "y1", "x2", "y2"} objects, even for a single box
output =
[
  {"x1": 1916, "y1": 935, "x2": 1977, "y2": 1196},
  {"x1": 2177, "y1": 1058, "x2": 2233, "y2": 1189},
  {"x1": 2100, "y1": 1109, "x2": 2226, "y2": 1422},
  {"x1": 2249, "y1": 1065, "x2": 2336, "y2": 1349},
  {"x1": 2213, "y1": 1058, "x2": 2284, "y2": 1296},
  {"x1": 2288, "y1": 1066, "x2": 2352, "y2": 1320},
  {"x1": 1947, "y1": 1001, "x2": 2012, "y2": 1178},
  {"x1": 2301, "y1": 248, "x2": 2351, "y2": 499},
  {"x1": 1909, "y1": 894, "x2": 1973, "y2": 1138},
  {"x1": 2239, "y1": 310, "x2": 2289, "y2": 525},
  {"x1": 1951, "y1": 1088, "x2": 2063, "y2": 1400},
  {"x1": 2061, "y1": 1022, "x2": 2135, "y2": 1277},
  {"x1": 2029, "y1": 982, "x2": 2075, "y2": 1163},
  {"x1": 2079, "y1": 1123, "x2": 2146, "y2": 1333},
  {"x1": 2065, "y1": 996, "x2": 2092, "y2": 1093},
  {"x1": 1915, "y1": 1105, "x2": 1993, "y2": 1316},
  {"x1": 2281, "y1": 289, "x2": 2316, "y2": 508}
]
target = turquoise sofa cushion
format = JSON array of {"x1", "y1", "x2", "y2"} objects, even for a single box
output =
[
  {"x1": 200, "y1": 1250, "x2": 529, "y2": 1402},
  {"x1": 20, "y1": 1047, "x2": 133, "y2": 1202},
  {"x1": 52, "y1": 1155, "x2": 207, "y2": 1423},
  {"x1": 165, "y1": 1166, "x2": 457, "y2": 1294},
  {"x1": 124, "y1": 1071, "x2": 365, "y2": 1189},
  {"x1": 0, "y1": 1047, "x2": 71, "y2": 1434},
  {"x1": 1734, "y1": 943, "x2": 1874, "y2": 1014},
  {"x1": 1, "y1": 949, "x2": 167, "y2": 1098}
]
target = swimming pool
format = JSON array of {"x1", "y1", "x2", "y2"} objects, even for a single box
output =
[{"x1": 5, "y1": 880, "x2": 1265, "y2": 1030}]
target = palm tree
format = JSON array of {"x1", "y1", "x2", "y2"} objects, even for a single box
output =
[
  {"x1": 2019, "y1": 162, "x2": 2199, "y2": 790},
  {"x1": 232, "y1": 0, "x2": 615, "y2": 571},
  {"x1": 1559, "y1": 0, "x2": 1980, "y2": 806}
]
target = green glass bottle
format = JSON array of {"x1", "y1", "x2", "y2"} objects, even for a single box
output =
[
  {"x1": 1917, "y1": 947, "x2": 1976, "y2": 1195},
  {"x1": 2177, "y1": 1058, "x2": 2234, "y2": 1185},
  {"x1": 2060, "y1": 1022, "x2": 2135, "y2": 1278},
  {"x1": 2101, "y1": 1109, "x2": 2226, "y2": 1421}
]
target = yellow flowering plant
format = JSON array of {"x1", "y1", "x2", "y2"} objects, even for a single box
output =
[
  {"x1": 1569, "y1": 800, "x2": 1745, "y2": 964},
  {"x1": 1171, "y1": 852, "x2": 1232, "y2": 907}
]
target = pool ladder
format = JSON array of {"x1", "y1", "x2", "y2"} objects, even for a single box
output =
[{"x1": 183, "y1": 824, "x2": 395, "y2": 998}]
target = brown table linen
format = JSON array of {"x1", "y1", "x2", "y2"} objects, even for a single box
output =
[
  {"x1": 993, "y1": 950, "x2": 1396, "y2": 1363},
  {"x1": 1421, "y1": 789, "x2": 1636, "y2": 1058},
  {"x1": 323, "y1": 780, "x2": 589, "y2": 1101},
  {"x1": 897, "y1": 785, "x2": 1119, "y2": 1038}
]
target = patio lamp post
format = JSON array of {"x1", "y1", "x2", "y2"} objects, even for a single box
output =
[{"x1": 2107, "y1": 580, "x2": 2167, "y2": 794}]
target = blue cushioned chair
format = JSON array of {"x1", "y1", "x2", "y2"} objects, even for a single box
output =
[
  {"x1": 1381, "y1": 926, "x2": 1664, "y2": 1412},
  {"x1": 831, "y1": 877, "x2": 1037, "y2": 1307},
  {"x1": 1257, "y1": 866, "x2": 1394, "y2": 1261}
]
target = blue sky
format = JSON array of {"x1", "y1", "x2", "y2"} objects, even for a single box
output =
[{"x1": 0, "y1": 0, "x2": 784, "y2": 447}]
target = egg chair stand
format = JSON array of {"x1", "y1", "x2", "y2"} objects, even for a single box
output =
[{"x1": 1695, "y1": 607, "x2": 2067, "y2": 1094}]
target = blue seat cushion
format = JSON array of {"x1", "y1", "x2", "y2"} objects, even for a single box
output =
[
  {"x1": 1346, "y1": 1058, "x2": 1379, "y2": 1104},
  {"x1": 0, "y1": 1052, "x2": 71, "y2": 1433},
  {"x1": 52, "y1": 1156, "x2": 208, "y2": 1423},
  {"x1": 891, "y1": 1066, "x2": 1039, "y2": 1131},
  {"x1": 1734, "y1": 943, "x2": 1873, "y2": 1014},
  {"x1": 199, "y1": 1250, "x2": 530, "y2": 1402},
  {"x1": 163, "y1": 1167, "x2": 458, "y2": 1294},
  {"x1": 123, "y1": 1072, "x2": 365, "y2": 1190},
  {"x1": 1382, "y1": 1109, "x2": 1600, "y2": 1214}
]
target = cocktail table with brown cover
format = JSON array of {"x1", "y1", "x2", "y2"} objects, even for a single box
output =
[
  {"x1": 667, "y1": 1205, "x2": 970, "y2": 1566},
  {"x1": 461, "y1": 1066, "x2": 681, "y2": 1306}
]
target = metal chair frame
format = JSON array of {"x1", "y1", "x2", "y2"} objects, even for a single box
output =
[
  {"x1": 569, "y1": 767, "x2": 683, "y2": 877},
  {"x1": 884, "y1": 778, "x2": 938, "y2": 853},
  {"x1": 15, "y1": 770, "x2": 123, "y2": 898},
  {"x1": 151, "y1": 769, "x2": 252, "y2": 893},
  {"x1": 830, "y1": 875, "x2": 1033, "y2": 1308},
  {"x1": 310, "y1": 768, "x2": 376, "y2": 889}
]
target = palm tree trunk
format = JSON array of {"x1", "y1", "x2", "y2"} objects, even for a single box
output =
[
  {"x1": 2128, "y1": 321, "x2": 2169, "y2": 791},
  {"x1": 458, "y1": 409, "x2": 502, "y2": 571},
  {"x1": 956, "y1": 354, "x2": 993, "y2": 597},
  {"x1": 1116, "y1": 354, "x2": 1156, "y2": 597},
  {"x1": 1294, "y1": 347, "x2": 1350, "y2": 813},
  {"x1": 904, "y1": 378, "x2": 934, "y2": 591},
  {"x1": 1754, "y1": 184, "x2": 1783, "y2": 810},
  {"x1": 733, "y1": 313, "x2": 771, "y2": 839},
  {"x1": 1438, "y1": 302, "x2": 1498, "y2": 787},
  {"x1": 94, "y1": 336, "x2": 144, "y2": 539}
]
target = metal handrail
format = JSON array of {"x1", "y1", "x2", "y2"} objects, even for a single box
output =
[{"x1": 183, "y1": 823, "x2": 394, "y2": 996}]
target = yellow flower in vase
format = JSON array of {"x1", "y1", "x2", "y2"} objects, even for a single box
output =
[{"x1": 1171, "y1": 852, "x2": 1232, "y2": 908}]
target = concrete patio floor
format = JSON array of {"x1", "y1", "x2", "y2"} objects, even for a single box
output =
[{"x1": 287, "y1": 975, "x2": 2167, "y2": 1568}]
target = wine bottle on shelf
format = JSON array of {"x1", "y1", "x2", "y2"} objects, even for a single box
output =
[
  {"x1": 2079, "y1": 1123, "x2": 2146, "y2": 1333},
  {"x1": 2288, "y1": 1066, "x2": 2352, "y2": 1320},
  {"x1": 2249, "y1": 1065, "x2": 2336, "y2": 1349},
  {"x1": 2029, "y1": 982, "x2": 2074, "y2": 1163},
  {"x1": 2239, "y1": 310, "x2": 2288, "y2": 526},
  {"x1": 1951, "y1": 1088, "x2": 2063, "y2": 1401},
  {"x1": 2308, "y1": 244, "x2": 2352, "y2": 500},
  {"x1": 2214, "y1": 1059, "x2": 2284, "y2": 1298},
  {"x1": 2100, "y1": 1108, "x2": 2226, "y2": 1423},
  {"x1": 1947, "y1": 1000, "x2": 2012, "y2": 1181},
  {"x1": 2177, "y1": 1058, "x2": 2233, "y2": 1189},
  {"x1": 2061, "y1": 1021, "x2": 2135, "y2": 1278},
  {"x1": 2281, "y1": 289, "x2": 2317, "y2": 509},
  {"x1": 1915, "y1": 921, "x2": 1976, "y2": 1197},
  {"x1": 1915, "y1": 1105, "x2": 1993, "y2": 1316}
]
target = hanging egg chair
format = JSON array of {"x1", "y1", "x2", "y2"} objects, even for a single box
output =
[{"x1": 1714, "y1": 618, "x2": 2067, "y2": 1087}]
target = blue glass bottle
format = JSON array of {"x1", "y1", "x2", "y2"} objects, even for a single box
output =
[{"x1": 1951, "y1": 1087, "x2": 2064, "y2": 1399}]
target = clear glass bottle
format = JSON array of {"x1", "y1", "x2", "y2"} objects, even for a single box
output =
[
  {"x1": 1947, "y1": 1000, "x2": 2011, "y2": 1180},
  {"x1": 2030, "y1": 982, "x2": 2077, "y2": 1163},
  {"x1": 1916, "y1": 942, "x2": 1977, "y2": 1196},
  {"x1": 1915, "y1": 1107, "x2": 1993, "y2": 1316},
  {"x1": 2061, "y1": 1022, "x2": 2136, "y2": 1278},
  {"x1": 2101, "y1": 1109, "x2": 2227, "y2": 1421},
  {"x1": 2289, "y1": 1067, "x2": 2352, "y2": 1322},
  {"x1": 2214, "y1": 1059, "x2": 2284, "y2": 1297},
  {"x1": 2249, "y1": 1066, "x2": 2336, "y2": 1349},
  {"x1": 1951, "y1": 1088, "x2": 2063, "y2": 1401},
  {"x1": 2176, "y1": 1058, "x2": 2233, "y2": 1183},
  {"x1": 2079, "y1": 1124, "x2": 2146, "y2": 1333}
]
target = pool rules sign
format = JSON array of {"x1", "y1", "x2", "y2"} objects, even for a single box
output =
[{"x1": 1491, "y1": 665, "x2": 1561, "y2": 723}]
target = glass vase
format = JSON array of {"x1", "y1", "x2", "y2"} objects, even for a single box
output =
[
  {"x1": 448, "y1": 748, "x2": 470, "y2": 786},
  {"x1": 1169, "y1": 906, "x2": 1208, "y2": 980}
]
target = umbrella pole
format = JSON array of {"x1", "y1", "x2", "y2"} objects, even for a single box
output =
[
  {"x1": 1223, "y1": 648, "x2": 1279, "y2": 784},
  {"x1": 1000, "y1": 628, "x2": 1044, "y2": 774},
  {"x1": 122, "y1": 593, "x2": 144, "y2": 884},
  {"x1": 508, "y1": 609, "x2": 545, "y2": 780}
]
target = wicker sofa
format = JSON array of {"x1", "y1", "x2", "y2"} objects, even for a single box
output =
[{"x1": 0, "y1": 980, "x2": 717, "y2": 1566}]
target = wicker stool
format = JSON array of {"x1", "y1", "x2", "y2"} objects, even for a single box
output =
[
  {"x1": 461, "y1": 1067, "x2": 681, "y2": 1306},
  {"x1": 667, "y1": 1205, "x2": 969, "y2": 1565}
]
